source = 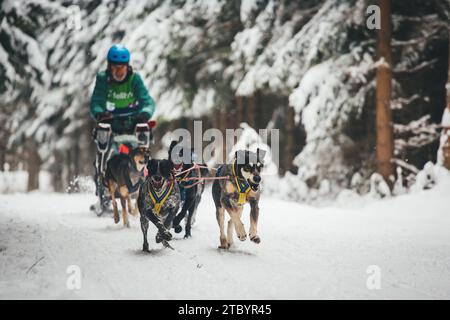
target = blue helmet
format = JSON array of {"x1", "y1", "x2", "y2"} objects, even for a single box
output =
[{"x1": 107, "y1": 44, "x2": 130, "y2": 64}]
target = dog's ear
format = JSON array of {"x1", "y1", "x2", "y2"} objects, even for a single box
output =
[
  {"x1": 257, "y1": 148, "x2": 267, "y2": 163},
  {"x1": 147, "y1": 159, "x2": 158, "y2": 175}
]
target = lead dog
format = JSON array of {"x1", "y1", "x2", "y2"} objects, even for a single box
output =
[
  {"x1": 137, "y1": 159, "x2": 181, "y2": 251},
  {"x1": 105, "y1": 146, "x2": 149, "y2": 227},
  {"x1": 212, "y1": 149, "x2": 266, "y2": 249}
]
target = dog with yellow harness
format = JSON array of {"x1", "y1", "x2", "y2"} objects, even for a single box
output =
[
  {"x1": 137, "y1": 159, "x2": 181, "y2": 251},
  {"x1": 212, "y1": 149, "x2": 266, "y2": 249}
]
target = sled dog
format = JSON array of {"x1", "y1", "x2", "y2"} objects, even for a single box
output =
[
  {"x1": 137, "y1": 159, "x2": 181, "y2": 251},
  {"x1": 168, "y1": 141, "x2": 209, "y2": 238},
  {"x1": 105, "y1": 146, "x2": 149, "y2": 227},
  {"x1": 212, "y1": 149, "x2": 266, "y2": 249}
]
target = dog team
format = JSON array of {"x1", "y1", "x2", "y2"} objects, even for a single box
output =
[{"x1": 104, "y1": 140, "x2": 266, "y2": 251}]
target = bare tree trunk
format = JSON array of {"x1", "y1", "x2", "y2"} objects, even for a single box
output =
[
  {"x1": 52, "y1": 151, "x2": 64, "y2": 192},
  {"x1": 376, "y1": 0, "x2": 395, "y2": 189},
  {"x1": 236, "y1": 95, "x2": 245, "y2": 127},
  {"x1": 443, "y1": 128, "x2": 450, "y2": 169},
  {"x1": 248, "y1": 94, "x2": 256, "y2": 129},
  {"x1": 26, "y1": 140, "x2": 41, "y2": 192},
  {"x1": 284, "y1": 106, "x2": 296, "y2": 174},
  {"x1": 220, "y1": 109, "x2": 228, "y2": 163},
  {"x1": 229, "y1": 101, "x2": 239, "y2": 130},
  {"x1": 73, "y1": 138, "x2": 80, "y2": 178},
  {"x1": 212, "y1": 109, "x2": 224, "y2": 164},
  {"x1": 443, "y1": 30, "x2": 450, "y2": 170},
  {"x1": 0, "y1": 145, "x2": 5, "y2": 171},
  {"x1": 254, "y1": 91, "x2": 262, "y2": 129}
]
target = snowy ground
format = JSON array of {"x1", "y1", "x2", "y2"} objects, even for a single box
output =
[{"x1": 1, "y1": 180, "x2": 450, "y2": 300}]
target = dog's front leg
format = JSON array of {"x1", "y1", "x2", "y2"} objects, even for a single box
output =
[
  {"x1": 146, "y1": 210, "x2": 172, "y2": 242},
  {"x1": 172, "y1": 205, "x2": 187, "y2": 234},
  {"x1": 164, "y1": 206, "x2": 178, "y2": 231},
  {"x1": 140, "y1": 214, "x2": 149, "y2": 252},
  {"x1": 227, "y1": 219, "x2": 234, "y2": 247},
  {"x1": 228, "y1": 206, "x2": 246, "y2": 242},
  {"x1": 216, "y1": 207, "x2": 229, "y2": 249},
  {"x1": 249, "y1": 199, "x2": 261, "y2": 244}
]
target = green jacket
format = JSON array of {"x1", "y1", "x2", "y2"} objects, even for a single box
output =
[{"x1": 90, "y1": 71, "x2": 156, "y2": 122}]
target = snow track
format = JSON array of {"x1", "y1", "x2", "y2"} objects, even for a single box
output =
[{"x1": 1, "y1": 184, "x2": 450, "y2": 299}]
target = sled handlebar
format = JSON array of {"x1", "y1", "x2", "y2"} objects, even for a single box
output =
[{"x1": 96, "y1": 115, "x2": 157, "y2": 130}]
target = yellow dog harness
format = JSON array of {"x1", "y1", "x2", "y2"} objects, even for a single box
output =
[
  {"x1": 232, "y1": 161, "x2": 251, "y2": 205},
  {"x1": 148, "y1": 181, "x2": 174, "y2": 215}
]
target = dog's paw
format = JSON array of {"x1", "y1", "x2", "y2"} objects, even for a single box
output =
[
  {"x1": 143, "y1": 243, "x2": 149, "y2": 252},
  {"x1": 235, "y1": 223, "x2": 247, "y2": 241},
  {"x1": 219, "y1": 238, "x2": 230, "y2": 249},
  {"x1": 157, "y1": 229, "x2": 172, "y2": 242},
  {"x1": 238, "y1": 233, "x2": 247, "y2": 241},
  {"x1": 114, "y1": 215, "x2": 120, "y2": 224},
  {"x1": 250, "y1": 235, "x2": 261, "y2": 244},
  {"x1": 174, "y1": 225, "x2": 182, "y2": 234},
  {"x1": 184, "y1": 233, "x2": 191, "y2": 239}
]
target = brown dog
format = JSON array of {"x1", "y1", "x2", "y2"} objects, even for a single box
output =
[
  {"x1": 105, "y1": 146, "x2": 149, "y2": 227},
  {"x1": 212, "y1": 149, "x2": 266, "y2": 249}
]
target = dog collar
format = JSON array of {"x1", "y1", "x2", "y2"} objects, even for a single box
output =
[
  {"x1": 232, "y1": 161, "x2": 251, "y2": 205},
  {"x1": 148, "y1": 180, "x2": 174, "y2": 215}
]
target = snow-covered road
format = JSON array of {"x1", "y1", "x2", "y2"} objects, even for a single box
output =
[{"x1": 1, "y1": 182, "x2": 449, "y2": 299}]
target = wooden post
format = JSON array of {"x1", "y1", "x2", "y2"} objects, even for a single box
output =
[{"x1": 375, "y1": 0, "x2": 395, "y2": 189}]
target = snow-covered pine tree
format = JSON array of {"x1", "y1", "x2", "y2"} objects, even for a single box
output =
[{"x1": 0, "y1": 0, "x2": 448, "y2": 197}]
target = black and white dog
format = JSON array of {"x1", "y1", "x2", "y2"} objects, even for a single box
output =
[
  {"x1": 212, "y1": 149, "x2": 266, "y2": 249},
  {"x1": 168, "y1": 141, "x2": 209, "y2": 238},
  {"x1": 137, "y1": 159, "x2": 181, "y2": 251}
]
